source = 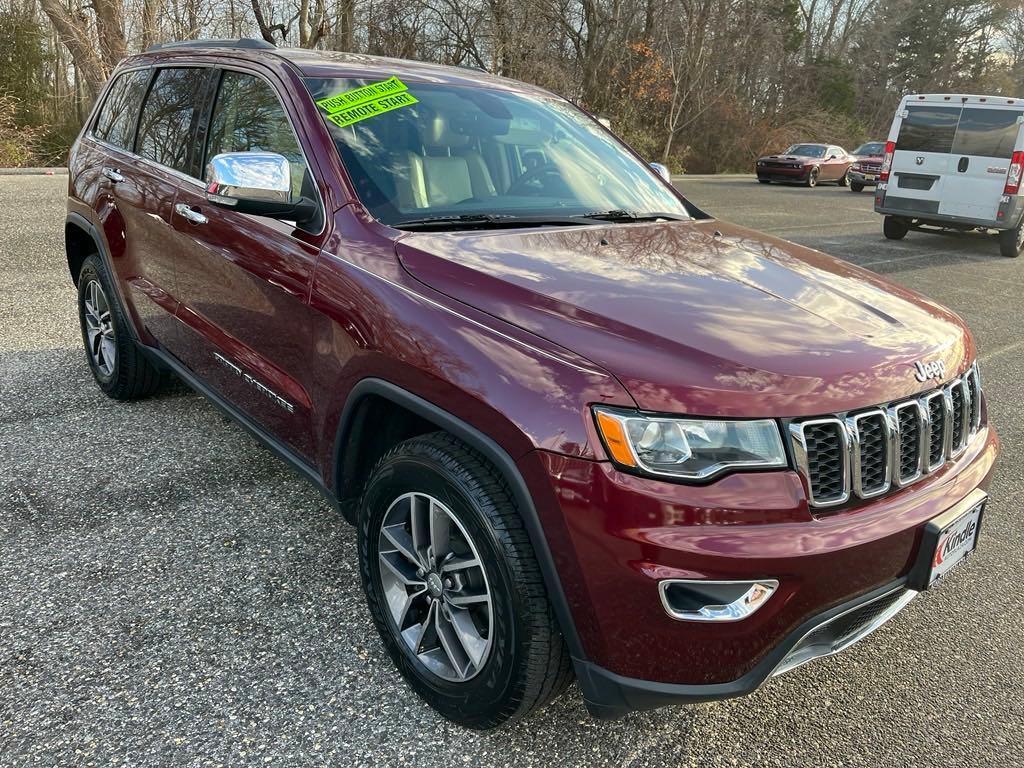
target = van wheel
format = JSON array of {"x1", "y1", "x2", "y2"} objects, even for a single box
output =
[
  {"x1": 805, "y1": 167, "x2": 819, "y2": 187},
  {"x1": 850, "y1": 182, "x2": 864, "y2": 193},
  {"x1": 883, "y1": 216, "x2": 909, "y2": 240},
  {"x1": 838, "y1": 170, "x2": 849, "y2": 187},
  {"x1": 77, "y1": 255, "x2": 162, "y2": 400},
  {"x1": 999, "y1": 223, "x2": 1024, "y2": 257},
  {"x1": 358, "y1": 432, "x2": 572, "y2": 728}
]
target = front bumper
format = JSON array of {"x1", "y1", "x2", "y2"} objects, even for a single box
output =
[
  {"x1": 756, "y1": 165, "x2": 808, "y2": 181},
  {"x1": 849, "y1": 169, "x2": 880, "y2": 185},
  {"x1": 524, "y1": 424, "x2": 998, "y2": 717}
]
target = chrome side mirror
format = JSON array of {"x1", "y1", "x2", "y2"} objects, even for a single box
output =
[
  {"x1": 649, "y1": 162, "x2": 671, "y2": 183},
  {"x1": 206, "y1": 151, "x2": 318, "y2": 227}
]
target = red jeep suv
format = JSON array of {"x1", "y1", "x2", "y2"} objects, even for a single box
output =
[{"x1": 65, "y1": 40, "x2": 999, "y2": 728}]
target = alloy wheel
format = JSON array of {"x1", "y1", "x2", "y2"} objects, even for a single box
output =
[
  {"x1": 377, "y1": 492, "x2": 493, "y2": 682},
  {"x1": 83, "y1": 279, "x2": 116, "y2": 377}
]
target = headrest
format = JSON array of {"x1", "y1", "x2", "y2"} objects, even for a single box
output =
[{"x1": 418, "y1": 114, "x2": 470, "y2": 149}]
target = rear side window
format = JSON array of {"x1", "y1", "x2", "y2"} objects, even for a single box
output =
[
  {"x1": 93, "y1": 70, "x2": 150, "y2": 150},
  {"x1": 203, "y1": 71, "x2": 310, "y2": 198},
  {"x1": 895, "y1": 106, "x2": 960, "y2": 154},
  {"x1": 952, "y1": 108, "x2": 1022, "y2": 159},
  {"x1": 136, "y1": 68, "x2": 209, "y2": 175}
]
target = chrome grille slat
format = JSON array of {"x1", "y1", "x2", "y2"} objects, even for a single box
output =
[{"x1": 792, "y1": 364, "x2": 982, "y2": 509}]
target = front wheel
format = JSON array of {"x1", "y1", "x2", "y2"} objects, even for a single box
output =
[
  {"x1": 358, "y1": 433, "x2": 572, "y2": 728},
  {"x1": 77, "y1": 255, "x2": 162, "y2": 399},
  {"x1": 850, "y1": 181, "x2": 865, "y2": 193},
  {"x1": 805, "y1": 167, "x2": 819, "y2": 187},
  {"x1": 883, "y1": 215, "x2": 909, "y2": 240},
  {"x1": 999, "y1": 222, "x2": 1024, "y2": 257}
]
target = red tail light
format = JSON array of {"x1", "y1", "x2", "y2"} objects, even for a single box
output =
[
  {"x1": 879, "y1": 141, "x2": 895, "y2": 182},
  {"x1": 1004, "y1": 151, "x2": 1024, "y2": 195}
]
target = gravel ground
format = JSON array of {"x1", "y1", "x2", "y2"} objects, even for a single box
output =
[{"x1": 1, "y1": 175, "x2": 1022, "y2": 767}]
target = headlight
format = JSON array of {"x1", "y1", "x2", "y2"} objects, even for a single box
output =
[{"x1": 593, "y1": 407, "x2": 787, "y2": 480}]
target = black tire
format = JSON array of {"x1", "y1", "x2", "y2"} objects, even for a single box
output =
[
  {"x1": 77, "y1": 254, "x2": 162, "y2": 400},
  {"x1": 883, "y1": 215, "x2": 910, "y2": 240},
  {"x1": 850, "y1": 182, "x2": 865, "y2": 193},
  {"x1": 837, "y1": 169, "x2": 849, "y2": 187},
  {"x1": 999, "y1": 222, "x2": 1024, "y2": 258},
  {"x1": 358, "y1": 432, "x2": 572, "y2": 728},
  {"x1": 805, "y1": 166, "x2": 819, "y2": 187},
  {"x1": 758, "y1": 178, "x2": 771, "y2": 184}
]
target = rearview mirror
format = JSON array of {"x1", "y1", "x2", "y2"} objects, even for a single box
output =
[
  {"x1": 649, "y1": 162, "x2": 671, "y2": 183},
  {"x1": 206, "y1": 152, "x2": 318, "y2": 228}
]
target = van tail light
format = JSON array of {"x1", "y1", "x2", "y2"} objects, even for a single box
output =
[
  {"x1": 880, "y1": 141, "x2": 895, "y2": 182},
  {"x1": 1004, "y1": 151, "x2": 1024, "y2": 195}
]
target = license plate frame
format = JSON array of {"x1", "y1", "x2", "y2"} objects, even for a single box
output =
[{"x1": 907, "y1": 495, "x2": 985, "y2": 591}]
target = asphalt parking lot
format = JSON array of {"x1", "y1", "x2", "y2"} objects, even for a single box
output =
[{"x1": 2, "y1": 174, "x2": 1022, "y2": 767}]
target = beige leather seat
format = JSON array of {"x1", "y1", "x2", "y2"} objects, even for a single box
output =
[{"x1": 402, "y1": 115, "x2": 496, "y2": 208}]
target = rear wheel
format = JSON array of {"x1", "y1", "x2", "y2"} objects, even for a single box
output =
[
  {"x1": 999, "y1": 221, "x2": 1024, "y2": 258},
  {"x1": 77, "y1": 255, "x2": 162, "y2": 400},
  {"x1": 358, "y1": 433, "x2": 572, "y2": 728},
  {"x1": 805, "y1": 167, "x2": 819, "y2": 188},
  {"x1": 883, "y1": 215, "x2": 909, "y2": 240},
  {"x1": 837, "y1": 169, "x2": 849, "y2": 187},
  {"x1": 758, "y1": 178, "x2": 771, "y2": 184},
  {"x1": 850, "y1": 181, "x2": 865, "y2": 193}
]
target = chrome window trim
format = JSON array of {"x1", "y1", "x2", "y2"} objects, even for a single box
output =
[
  {"x1": 789, "y1": 417, "x2": 850, "y2": 508},
  {"x1": 847, "y1": 409, "x2": 891, "y2": 499},
  {"x1": 86, "y1": 60, "x2": 327, "y2": 236},
  {"x1": 888, "y1": 399, "x2": 926, "y2": 487}
]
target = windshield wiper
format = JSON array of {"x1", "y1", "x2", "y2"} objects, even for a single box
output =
[
  {"x1": 575, "y1": 209, "x2": 688, "y2": 223},
  {"x1": 392, "y1": 213, "x2": 590, "y2": 231}
]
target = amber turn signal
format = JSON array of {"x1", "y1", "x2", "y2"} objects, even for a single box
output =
[{"x1": 595, "y1": 410, "x2": 638, "y2": 467}]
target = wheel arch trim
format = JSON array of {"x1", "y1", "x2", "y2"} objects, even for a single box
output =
[
  {"x1": 333, "y1": 377, "x2": 587, "y2": 662},
  {"x1": 65, "y1": 212, "x2": 143, "y2": 343}
]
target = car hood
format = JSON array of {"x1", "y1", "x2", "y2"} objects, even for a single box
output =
[
  {"x1": 760, "y1": 154, "x2": 817, "y2": 161},
  {"x1": 395, "y1": 219, "x2": 974, "y2": 417}
]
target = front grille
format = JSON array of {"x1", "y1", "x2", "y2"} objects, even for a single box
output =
[
  {"x1": 854, "y1": 412, "x2": 888, "y2": 494},
  {"x1": 966, "y1": 368, "x2": 981, "y2": 431},
  {"x1": 802, "y1": 421, "x2": 847, "y2": 503},
  {"x1": 791, "y1": 364, "x2": 983, "y2": 508},
  {"x1": 950, "y1": 384, "x2": 965, "y2": 450},
  {"x1": 926, "y1": 393, "x2": 946, "y2": 468},
  {"x1": 895, "y1": 403, "x2": 922, "y2": 483}
]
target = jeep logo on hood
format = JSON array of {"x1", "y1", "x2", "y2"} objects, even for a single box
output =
[{"x1": 914, "y1": 359, "x2": 946, "y2": 382}]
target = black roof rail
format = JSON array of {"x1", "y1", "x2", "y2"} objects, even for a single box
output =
[{"x1": 146, "y1": 38, "x2": 276, "y2": 53}]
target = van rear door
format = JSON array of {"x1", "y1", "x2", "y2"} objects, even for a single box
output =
[
  {"x1": 887, "y1": 103, "x2": 960, "y2": 219},
  {"x1": 942, "y1": 105, "x2": 1022, "y2": 222}
]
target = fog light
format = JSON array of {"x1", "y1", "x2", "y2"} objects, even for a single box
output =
[{"x1": 659, "y1": 579, "x2": 779, "y2": 622}]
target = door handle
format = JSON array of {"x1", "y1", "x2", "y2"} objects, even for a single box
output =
[
  {"x1": 175, "y1": 202, "x2": 208, "y2": 225},
  {"x1": 958, "y1": 157, "x2": 969, "y2": 173},
  {"x1": 101, "y1": 167, "x2": 124, "y2": 183}
]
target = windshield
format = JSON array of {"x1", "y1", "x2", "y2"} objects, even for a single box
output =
[
  {"x1": 853, "y1": 142, "x2": 885, "y2": 156},
  {"x1": 784, "y1": 144, "x2": 827, "y2": 158},
  {"x1": 303, "y1": 77, "x2": 690, "y2": 227}
]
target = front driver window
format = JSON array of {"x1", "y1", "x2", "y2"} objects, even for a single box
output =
[{"x1": 204, "y1": 71, "x2": 310, "y2": 199}]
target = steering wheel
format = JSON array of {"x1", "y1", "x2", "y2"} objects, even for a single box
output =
[{"x1": 507, "y1": 163, "x2": 567, "y2": 197}]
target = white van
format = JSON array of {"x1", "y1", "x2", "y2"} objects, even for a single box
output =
[{"x1": 875, "y1": 93, "x2": 1024, "y2": 257}]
